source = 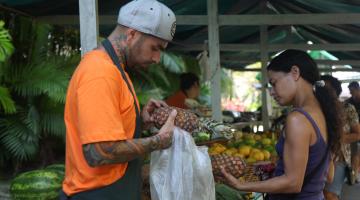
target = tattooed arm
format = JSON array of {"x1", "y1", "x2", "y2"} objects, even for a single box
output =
[
  {"x1": 83, "y1": 110, "x2": 177, "y2": 167},
  {"x1": 83, "y1": 134, "x2": 171, "y2": 167}
]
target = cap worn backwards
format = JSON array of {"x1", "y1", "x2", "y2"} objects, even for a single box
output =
[{"x1": 117, "y1": 0, "x2": 176, "y2": 41}]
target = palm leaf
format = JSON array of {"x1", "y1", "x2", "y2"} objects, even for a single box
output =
[
  {"x1": 0, "y1": 85, "x2": 16, "y2": 113},
  {"x1": 0, "y1": 114, "x2": 39, "y2": 161},
  {"x1": 9, "y1": 58, "x2": 69, "y2": 103},
  {"x1": 160, "y1": 51, "x2": 186, "y2": 73},
  {"x1": 26, "y1": 103, "x2": 40, "y2": 136},
  {"x1": 40, "y1": 112, "x2": 65, "y2": 138},
  {"x1": 147, "y1": 64, "x2": 172, "y2": 89},
  {"x1": 37, "y1": 98, "x2": 65, "y2": 138},
  {"x1": 0, "y1": 21, "x2": 14, "y2": 62}
]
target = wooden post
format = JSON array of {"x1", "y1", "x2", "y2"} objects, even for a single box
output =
[
  {"x1": 207, "y1": 0, "x2": 222, "y2": 122},
  {"x1": 260, "y1": 0, "x2": 270, "y2": 131},
  {"x1": 79, "y1": 0, "x2": 99, "y2": 56}
]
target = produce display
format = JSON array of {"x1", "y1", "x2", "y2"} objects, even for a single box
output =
[
  {"x1": 149, "y1": 107, "x2": 279, "y2": 200},
  {"x1": 152, "y1": 106, "x2": 233, "y2": 139},
  {"x1": 206, "y1": 131, "x2": 278, "y2": 199},
  {"x1": 208, "y1": 132, "x2": 277, "y2": 164}
]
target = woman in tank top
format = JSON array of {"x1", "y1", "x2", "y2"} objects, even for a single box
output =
[{"x1": 221, "y1": 49, "x2": 343, "y2": 200}]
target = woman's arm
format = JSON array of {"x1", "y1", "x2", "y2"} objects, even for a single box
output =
[
  {"x1": 222, "y1": 112, "x2": 312, "y2": 193},
  {"x1": 326, "y1": 157, "x2": 334, "y2": 183}
]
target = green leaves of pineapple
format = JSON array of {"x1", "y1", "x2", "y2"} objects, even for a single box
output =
[{"x1": 0, "y1": 21, "x2": 14, "y2": 62}]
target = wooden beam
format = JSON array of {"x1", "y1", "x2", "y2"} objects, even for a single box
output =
[
  {"x1": 221, "y1": 58, "x2": 360, "y2": 66},
  {"x1": 37, "y1": 13, "x2": 360, "y2": 25},
  {"x1": 79, "y1": 0, "x2": 99, "y2": 56},
  {"x1": 218, "y1": 13, "x2": 360, "y2": 25},
  {"x1": 207, "y1": 0, "x2": 222, "y2": 122},
  {"x1": 171, "y1": 43, "x2": 360, "y2": 52},
  {"x1": 229, "y1": 68, "x2": 360, "y2": 72}
]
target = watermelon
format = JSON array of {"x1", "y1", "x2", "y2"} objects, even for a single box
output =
[
  {"x1": 45, "y1": 164, "x2": 65, "y2": 177},
  {"x1": 10, "y1": 169, "x2": 63, "y2": 200}
]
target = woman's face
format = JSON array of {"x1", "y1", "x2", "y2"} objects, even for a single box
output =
[{"x1": 267, "y1": 70, "x2": 297, "y2": 106}]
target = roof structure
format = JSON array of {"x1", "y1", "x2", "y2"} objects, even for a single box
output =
[
  {"x1": 2, "y1": 0, "x2": 360, "y2": 126},
  {"x1": 2, "y1": 0, "x2": 360, "y2": 70}
]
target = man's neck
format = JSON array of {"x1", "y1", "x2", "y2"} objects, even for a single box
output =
[{"x1": 107, "y1": 33, "x2": 128, "y2": 66}]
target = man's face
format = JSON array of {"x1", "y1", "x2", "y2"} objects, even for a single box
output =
[
  {"x1": 128, "y1": 32, "x2": 168, "y2": 69},
  {"x1": 350, "y1": 87, "x2": 360, "y2": 102}
]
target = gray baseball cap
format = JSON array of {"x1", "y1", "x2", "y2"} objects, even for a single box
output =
[{"x1": 117, "y1": 0, "x2": 176, "y2": 41}]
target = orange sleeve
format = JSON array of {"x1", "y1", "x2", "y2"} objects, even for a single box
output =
[{"x1": 76, "y1": 77, "x2": 127, "y2": 144}]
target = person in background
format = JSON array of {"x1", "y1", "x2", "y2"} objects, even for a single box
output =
[
  {"x1": 60, "y1": 0, "x2": 177, "y2": 199},
  {"x1": 321, "y1": 75, "x2": 360, "y2": 200},
  {"x1": 346, "y1": 81, "x2": 360, "y2": 183},
  {"x1": 165, "y1": 72, "x2": 200, "y2": 109},
  {"x1": 221, "y1": 49, "x2": 342, "y2": 200},
  {"x1": 346, "y1": 81, "x2": 360, "y2": 118}
]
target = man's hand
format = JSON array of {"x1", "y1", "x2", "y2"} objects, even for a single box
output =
[
  {"x1": 152, "y1": 109, "x2": 177, "y2": 149},
  {"x1": 142, "y1": 99, "x2": 168, "y2": 125}
]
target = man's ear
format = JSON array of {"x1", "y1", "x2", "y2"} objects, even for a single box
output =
[
  {"x1": 125, "y1": 28, "x2": 137, "y2": 43},
  {"x1": 290, "y1": 65, "x2": 300, "y2": 81}
]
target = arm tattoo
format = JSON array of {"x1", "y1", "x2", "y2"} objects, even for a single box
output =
[{"x1": 83, "y1": 134, "x2": 172, "y2": 167}]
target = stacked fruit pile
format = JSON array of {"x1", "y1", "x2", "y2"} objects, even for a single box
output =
[
  {"x1": 207, "y1": 131, "x2": 278, "y2": 185},
  {"x1": 209, "y1": 132, "x2": 277, "y2": 164}
]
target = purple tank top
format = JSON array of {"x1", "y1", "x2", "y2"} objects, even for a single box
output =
[{"x1": 268, "y1": 108, "x2": 330, "y2": 200}]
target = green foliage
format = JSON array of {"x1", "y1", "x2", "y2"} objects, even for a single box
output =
[
  {"x1": 9, "y1": 58, "x2": 70, "y2": 103},
  {"x1": 130, "y1": 51, "x2": 197, "y2": 106},
  {"x1": 0, "y1": 20, "x2": 14, "y2": 62},
  {"x1": 0, "y1": 86, "x2": 16, "y2": 113},
  {"x1": 221, "y1": 69, "x2": 234, "y2": 99},
  {"x1": 0, "y1": 110, "x2": 40, "y2": 161},
  {"x1": 0, "y1": 13, "x2": 80, "y2": 170},
  {"x1": 160, "y1": 51, "x2": 186, "y2": 73}
]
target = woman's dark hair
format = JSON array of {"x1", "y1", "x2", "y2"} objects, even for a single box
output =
[
  {"x1": 267, "y1": 49, "x2": 342, "y2": 155},
  {"x1": 321, "y1": 75, "x2": 342, "y2": 97},
  {"x1": 180, "y1": 72, "x2": 199, "y2": 91}
]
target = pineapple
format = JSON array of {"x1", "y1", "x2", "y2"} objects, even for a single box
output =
[
  {"x1": 152, "y1": 106, "x2": 234, "y2": 139},
  {"x1": 211, "y1": 154, "x2": 246, "y2": 183},
  {"x1": 152, "y1": 106, "x2": 200, "y2": 133}
]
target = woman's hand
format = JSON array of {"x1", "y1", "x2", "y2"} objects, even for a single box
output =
[{"x1": 220, "y1": 166, "x2": 242, "y2": 190}]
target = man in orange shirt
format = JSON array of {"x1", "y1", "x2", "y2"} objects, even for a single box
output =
[
  {"x1": 60, "y1": 0, "x2": 177, "y2": 199},
  {"x1": 165, "y1": 72, "x2": 200, "y2": 109}
]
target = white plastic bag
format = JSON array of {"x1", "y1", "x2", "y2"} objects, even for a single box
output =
[{"x1": 150, "y1": 127, "x2": 215, "y2": 200}]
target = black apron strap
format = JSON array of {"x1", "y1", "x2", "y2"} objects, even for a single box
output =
[
  {"x1": 102, "y1": 39, "x2": 140, "y2": 117},
  {"x1": 62, "y1": 39, "x2": 143, "y2": 200}
]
